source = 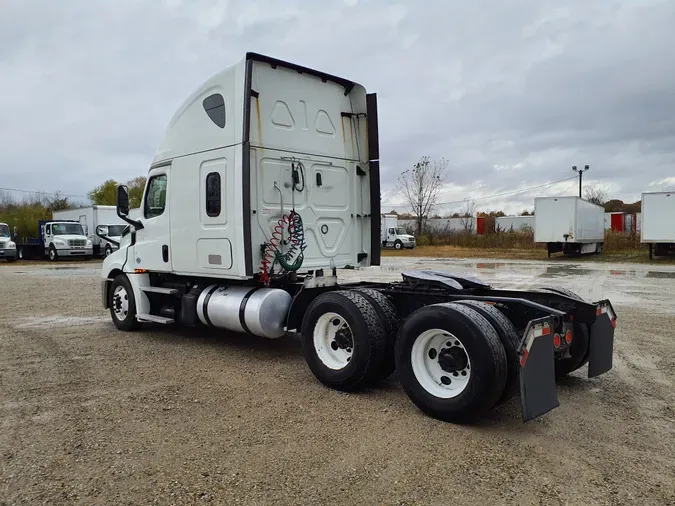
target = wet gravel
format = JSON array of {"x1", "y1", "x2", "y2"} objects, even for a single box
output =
[{"x1": 1, "y1": 259, "x2": 675, "y2": 505}]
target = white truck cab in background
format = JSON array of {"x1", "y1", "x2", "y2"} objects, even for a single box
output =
[
  {"x1": 0, "y1": 222, "x2": 17, "y2": 262},
  {"x1": 381, "y1": 214, "x2": 415, "y2": 249},
  {"x1": 53, "y1": 205, "x2": 128, "y2": 257}
]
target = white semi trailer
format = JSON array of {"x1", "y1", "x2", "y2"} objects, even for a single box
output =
[
  {"x1": 641, "y1": 191, "x2": 675, "y2": 259},
  {"x1": 100, "y1": 53, "x2": 617, "y2": 424},
  {"x1": 534, "y1": 196, "x2": 605, "y2": 257},
  {"x1": 53, "y1": 205, "x2": 128, "y2": 257}
]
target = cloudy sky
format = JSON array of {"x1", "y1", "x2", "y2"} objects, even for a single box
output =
[{"x1": 2, "y1": 0, "x2": 675, "y2": 215}]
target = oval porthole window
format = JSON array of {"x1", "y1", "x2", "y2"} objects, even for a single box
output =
[{"x1": 203, "y1": 93, "x2": 226, "y2": 128}]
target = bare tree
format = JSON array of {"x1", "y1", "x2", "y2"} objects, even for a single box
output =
[
  {"x1": 397, "y1": 156, "x2": 448, "y2": 236},
  {"x1": 584, "y1": 184, "x2": 608, "y2": 206},
  {"x1": 459, "y1": 199, "x2": 475, "y2": 232}
]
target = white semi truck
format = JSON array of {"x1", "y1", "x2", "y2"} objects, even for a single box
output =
[
  {"x1": 0, "y1": 222, "x2": 17, "y2": 262},
  {"x1": 100, "y1": 52, "x2": 617, "y2": 424},
  {"x1": 53, "y1": 206, "x2": 128, "y2": 257},
  {"x1": 534, "y1": 196, "x2": 605, "y2": 257},
  {"x1": 381, "y1": 214, "x2": 415, "y2": 249}
]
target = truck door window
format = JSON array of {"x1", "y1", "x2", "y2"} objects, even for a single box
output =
[
  {"x1": 389, "y1": 228, "x2": 395, "y2": 235},
  {"x1": 205, "y1": 172, "x2": 221, "y2": 217},
  {"x1": 46, "y1": 224, "x2": 51, "y2": 235},
  {"x1": 145, "y1": 174, "x2": 168, "y2": 219}
]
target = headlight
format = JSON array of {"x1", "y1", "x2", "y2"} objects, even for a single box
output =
[
  {"x1": 7, "y1": 241, "x2": 16, "y2": 249},
  {"x1": 53, "y1": 239, "x2": 65, "y2": 245},
  {"x1": 86, "y1": 240, "x2": 93, "y2": 247}
]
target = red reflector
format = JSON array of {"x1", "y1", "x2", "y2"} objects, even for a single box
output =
[
  {"x1": 520, "y1": 349, "x2": 529, "y2": 367},
  {"x1": 565, "y1": 330, "x2": 572, "y2": 344},
  {"x1": 596, "y1": 307, "x2": 602, "y2": 315},
  {"x1": 611, "y1": 319, "x2": 617, "y2": 328},
  {"x1": 553, "y1": 334, "x2": 561, "y2": 348},
  {"x1": 542, "y1": 326, "x2": 551, "y2": 336}
]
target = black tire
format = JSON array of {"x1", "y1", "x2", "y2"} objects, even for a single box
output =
[
  {"x1": 455, "y1": 300, "x2": 520, "y2": 405},
  {"x1": 353, "y1": 288, "x2": 399, "y2": 380},
  {"x1": 537, "y1": 286, "x2": 591, "y2": 377},
  {"x1": 394, "y1": 240, "x2": 403, "y2": 250},
  {"x1": 395, "y1": 303, "x2": 507, "y2": 423},
  {"x1": 110, "y1": 274, "x2": 142, "y2": 331},
  {"x1": 17, "y1": 247, "x2": 24, "y2": 260},
  {"x1": 48, "y1": 245, "x2": 58, "y2": 262},
  {"x1": 301, "y1": 290, "x2": 387, "y2": 391}
]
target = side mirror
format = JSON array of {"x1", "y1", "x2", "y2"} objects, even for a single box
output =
[
  {"x1": 13, "y1": 226, "x2": 18, "y2": 238},
  {"x1": 117, "y1": 185, "x2": 130, "y2": 217},
  {"x1": 83, "y1": 225, "x2": 89, "y2": 236},
  {"x1": 96, "y1": 225, "x2": 109, "y2": 237}
]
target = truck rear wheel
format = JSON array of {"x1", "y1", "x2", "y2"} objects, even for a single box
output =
[
  {"x1": 537, "y1": 286, "x2": 590, "y2": 377},
  {"x1": 301, "y1": 290, "x2": 387, "y2": 391},
  {"x1": 110, "y1": 275, "x2": 142, "y2": 331},
  {"x1": 395, "y1": 303, "x2": 507, "y2": 423},
  {"x1": 455, "y1": 300, "x2": 520, "y2": 405},
  {"x1": 353, "y1": 288, "x2": 399, "y2": 380}
]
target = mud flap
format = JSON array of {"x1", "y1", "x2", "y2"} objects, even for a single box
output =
[
  {"x1": 588, "y1": 301, "x2": 616, "y2": 378},
  {"x1": 518, "y1": 318, "x2": 559, "y2": 422}
]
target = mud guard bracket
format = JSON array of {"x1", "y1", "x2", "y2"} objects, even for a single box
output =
[{"x1": 518, "y1": 317, "x2": 560, "y2": 423}]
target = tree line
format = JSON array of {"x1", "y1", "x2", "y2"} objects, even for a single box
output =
[{"x1": 0, "y1": 177, "x2": 146, "y2": 238}]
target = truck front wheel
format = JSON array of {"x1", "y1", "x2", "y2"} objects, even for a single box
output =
[
  {"x1": 395, "y1": 303, "x2": 507, "y2": 423},
  {"x1": 109, "y1": 275, "x2": 142, "y2": 331},
  {"x1": 394, "y1": 240, "x2": 403, "y2": 250},
  {"x1": 301, "y1": 290, "x2": 387, "y2": 391},
  {"x1": 48, "y1": 246, "x2": 58, "y2": 261}
]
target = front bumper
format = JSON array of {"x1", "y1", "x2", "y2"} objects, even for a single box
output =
[
  {"x1": 404, "y1": 242, "x2": 416, "y2": 249},
  {"x1": 57, "y1": 247, "x2": 93, "y2": 257},
  {"x1": 0, "y1": 249, "x2": 17, "y2": 260},
  {"x1": 518, "y1": 300, "x2": 616, "y2": 422}
]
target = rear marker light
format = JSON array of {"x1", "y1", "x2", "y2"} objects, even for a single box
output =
[
  {"x1": 553, "y1": 334, "x2": 561, "y2": 348},
  {"x1": 565, "y1": 330, "x2": 572, "y2": 344}
]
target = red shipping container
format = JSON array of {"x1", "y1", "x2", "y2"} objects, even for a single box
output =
[{"x1": 610, "y1": 213, "x2": 623, "y2": 232}]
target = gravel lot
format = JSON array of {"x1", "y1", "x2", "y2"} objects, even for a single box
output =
[{"x1": 1, "y1": 258, "x2": 675, "y2": 505}]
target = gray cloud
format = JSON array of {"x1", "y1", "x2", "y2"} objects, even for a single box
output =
[{"x1": 1, "y1": 0, "x2": 674, "y2": 214}]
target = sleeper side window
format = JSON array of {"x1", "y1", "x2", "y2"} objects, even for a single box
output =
[
  {"x1": 203, "y1": 94, "x2": 226, "y2": 128},
  {"x1": 205, "y1": 172, "x2": 221, "y2": 217},
  {"x1": 144, "y1": 174, "x2": 167, "y2": 219}
]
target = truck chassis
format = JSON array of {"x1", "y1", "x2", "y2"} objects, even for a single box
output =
[{"x1": 102, "y1": 268, "x2": 616, "y2": 424}]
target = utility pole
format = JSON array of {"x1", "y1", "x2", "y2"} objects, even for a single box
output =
[{"x1": 572, "y1": 165, "x2": 589, "y2": 198}]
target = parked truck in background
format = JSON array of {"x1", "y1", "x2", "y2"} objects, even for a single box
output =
[
  {"x1": 0, "y1": 222, "x2": 17, "y2": 262},
  {"x1": 641, "y1": 191, "x2": 675, "y2": 259},
  {"x1": 100, "y1": 52, "x2": 616, "y2": 425},
  {"x1": 381, "y1": 214, "x2": 415, "y2": 249},
  {"x1": 53, "y1": 206, "x2": 128, "y2": 258},
  {"x1": 534, "y1": 196, "x2": 605, "y2": 257},
  {"x1": 16, "y1": 220, "x2": 93, "y2": 261}
]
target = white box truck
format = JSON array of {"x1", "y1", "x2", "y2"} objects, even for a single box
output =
[
  {"x1": 641, "y1": 191, "x2": 675, "y2": 259},
  {"x1": 53, "y1": 205, "x2": 129, "y2": 257},
  {"x1": 534, "y1": 196, "x2": 605, "y2": 257},
  {"x1": 99, "y1": 52, "x2": 617, "y2": 425},
  {"x1": 381, "y1": 214, "x2": 415, "y2": 249}
]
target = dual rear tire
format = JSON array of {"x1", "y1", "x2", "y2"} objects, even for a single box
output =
[{"x1": 301, "y1": 291, "x2": 518, "y2": 423}]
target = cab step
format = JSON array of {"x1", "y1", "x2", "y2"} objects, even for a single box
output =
[
  {"x1": 141, "y1": 286, "x2": 179, "y2": 295},
  {"x1": 136, "y1": 313, "x2": 175, "y2": 324}
]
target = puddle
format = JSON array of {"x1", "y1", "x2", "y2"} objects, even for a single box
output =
[{"x1": 14, "y1": 316, "x2": 109, "y2": 329}]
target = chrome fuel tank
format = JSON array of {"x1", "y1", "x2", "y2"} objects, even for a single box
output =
[{"x1": 196, "y1": 285, "x2": 292, "y2": 338}]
